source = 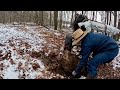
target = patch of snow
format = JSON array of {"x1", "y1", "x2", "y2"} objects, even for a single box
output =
[
  {"x1": 0, "y1": 24, "x2": 67, "y2": 79},
  {"x1": 0, "y1": 24, "x2": 48, "y2": 79},
  {"x1": 54, "y1": 32, "x2": 61, "y2": 36},
  {"x1": 3, "y1": 64, "x2": 19, "y2": 79},
  {"x1": 79, "y1": 76, "x2": 86, "y2": 79},
  {"x1": 112, "y1": 48, "x2": 120, "y2": 70}
]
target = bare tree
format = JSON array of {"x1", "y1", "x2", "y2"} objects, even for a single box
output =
[
  {"x1": 50, "y1": 11, "x2": 52, "y2": 27},
  {"x1": 41, "y1": 11, "x2": 44, "y2": 26},
  {"x1": 109, "y1": 11, "x2": 112, "y2": 25},
  {"x1": 1, "y1": 11, "x2": 6, "y2": 23},
  {"x1": 34, "y1": 11, "x2": 39, "y2": 24},
  {"x1": 0, "y1": 11, "x2": 119, "y2": 31},
  {"x1": 59, "y1": 11, "x2": 62, "y2": 30},
  {"x1": 54, "y1": 11, "x2": 58, "y2": 30},
  {"x1": 118, "y1": 19, "x2": 120, "y2": 29},
  {"x1": 95, "y1": 11, "x2": 97, "y2": 21},
  {"x1": 106, "y1": 11, "x2": 109, "y2": 25},
  {"x1": 114, "y1": 11, "x2": 117, "y2": 27},
  {"x1": 74, "y1": 11, "x2": 78, "y2": 20},
  {"x1": 82, "y1": 11, "x2": 83, "y2": 14},
  {"x1": 70, "y1": 11, "x2": 74, "y2": 27},
  {"x1": 92, "y1": 11, "x2": 95, "y2": 20}
]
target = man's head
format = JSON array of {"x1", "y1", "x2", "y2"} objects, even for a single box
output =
[
  {"x1": 72, "y1": 14, "x2": 88, "y2": 31},
  {"x1": 72, "y1": 28, "x2": 88, "y2": 46}
]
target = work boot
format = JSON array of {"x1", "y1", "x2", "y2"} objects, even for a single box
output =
[
  {"x1": 69, "y1": 74, "x2": 81, "y2": 79},
  {"x1": 86, "y1": 74, "x2": 97, "y2": 79}
]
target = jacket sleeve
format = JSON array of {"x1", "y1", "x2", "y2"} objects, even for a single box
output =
[{"x1": 75, "y1": 46, "x2": 92, "y2": 74}]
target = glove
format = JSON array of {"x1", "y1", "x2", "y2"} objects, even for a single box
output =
[
  {"x1": 69, "y1": 71, "x2": 81, "y2": 79},
  {"x1": 72, "y1": 70, "x2": 77, "y2": 76}
]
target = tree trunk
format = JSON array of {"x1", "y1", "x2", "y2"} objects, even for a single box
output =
[
  {"x1": 2, "y1": 11, "x2": 5, "y2": 24},
  {"x1": 29, "y1": 11, "x2": 32, "y2": 22},
  {"x1": 41, "y1": 11, "x2": 44, "y2": 26},
  {"x1": 106, "y1": 11, "x2": 109, "y2": 25},
  {"x1": 70, "y1": 11, "x2": 74, "y2": 27},
  {"x1": 92, "y1": 11, "x2": 95, "y2": 20},
  {"x1": 82, "y1": 11, "x2": 83, "y2": 14},
  {"x1": 50, "y1": 11, "x2": 52, "y2": 27},
  {"x1": 95, "y1": 11, "x2": 97, "y2": 21},
  {"x1": 74, "y1": 11, "x2": 77, "y2": 20},
  {"x1": 117, "y1": 18, "x2": 120, "y2": 41},
  {"x1": 109, "y1": 11, "x2": 111, "y2": 25},
  {"x1": 59, "y1": 11, "x2": 62, "y2": 30},
  {"x1": 9, "y1": 11, "x2": 12, "y2": 23},
  {"x1": 118, "y1": 19, "x2": 120, "y2": 29},
  {"x1": 34, "y1": 11, "x2": 39, "y2": 24},
  {"x1": 37, "y1": 11, "x2": 40, "y2": 25},
  {"x1": 54, "y1": 11, "x2": 58, "y2": 30},
  {"x1": 22, "y1": 11, "x2": 25, "y2": 23},
  {"x1": 114, "y1": 11, "x2": 117, "y2": 27}
]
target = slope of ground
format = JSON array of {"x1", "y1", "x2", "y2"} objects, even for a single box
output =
[
  {"x1": 0, "y1": 24, "x2": 67, "y2": 79},
  {"x1": 0, "y1": 23, "x2": 120, "y2": 79}
]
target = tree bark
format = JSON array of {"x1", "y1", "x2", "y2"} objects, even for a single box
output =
[
  {"x1": 41, "y1": 11, "x2": 44, "y2": 26},
  {"x1": 106, "y1": 11, "x2": 109, "y2": 25},
  {"x1": 70, "y1": 11, "x2": 74, "y2": 27},
  {"x1": 92, "y1": 11, "x2": 95, "y2": 20},
  {"x1": 74, "y1": 11, "x2": 77, "y2": 20},
  {"x1": 109, "y1": 11, "x2": 112, "y2": 25},
  {"x1": 114, "y1": 11, "x2": 117, "y2": 27},
  {"x1": 59, "y1": 11, "x2": 62, "y2": 30},
  {"x1": 54, "y1": 11, "x2": 58, "y2": 30},
  {"x1": 95, "y1": 11, "x2": 97, "y2": 21},
  {"x1": 117, "y1": 19, "x2": 120, "y2": 29},
  {"x1": 50, "y1": 11, "x2": 52, "y2": 27},
  {"x1": 82, "y1": 11, "x2": 83, "y2": 14}
]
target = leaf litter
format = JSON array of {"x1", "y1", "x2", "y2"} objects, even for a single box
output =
[{"x1": 0, "y1": 24, "x2": 120, "y2": 79}]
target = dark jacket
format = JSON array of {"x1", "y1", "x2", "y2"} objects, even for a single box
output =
[{"x1": 78, "y1": 32, "x2": 119, "y2": 68}]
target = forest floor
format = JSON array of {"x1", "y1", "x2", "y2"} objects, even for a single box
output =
[{"x1": 0, "y1": 23, "x2": 120, "y2": 79}]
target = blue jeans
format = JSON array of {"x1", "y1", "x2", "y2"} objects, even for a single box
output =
[
  {"x1": 87, "y1": 48, "x2": 119, "y2": 76},
  {"x1": 86, "y1": 48, "x2": 119, "y2": 77}
]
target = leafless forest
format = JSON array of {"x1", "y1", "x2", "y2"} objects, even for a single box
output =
[
  {"x1": 0, "y1": 11, "x2": 119, "y2": 28},
  {"x1": 0, "y1": 11, "x2": 120, "y2": 79}
]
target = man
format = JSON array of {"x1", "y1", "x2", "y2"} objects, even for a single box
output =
[
  {"x1": 70, "y1": 28, "x2": 119, "y2": 79},
  {"x1": 72, "y1": 14, "x2": 88, "y2": 32}
]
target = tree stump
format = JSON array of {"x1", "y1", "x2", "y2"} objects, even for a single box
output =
[{"x1": 60, "y1": 50, "x2": 80, "y2": 76}]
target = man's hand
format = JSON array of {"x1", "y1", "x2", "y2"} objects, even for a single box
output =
[
  {"x1": 72, "y1": 70, "x2": 77, "y2": 76},
  {"x1": 69, "y1": 71, "x2": 81, "y2": 79}
]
